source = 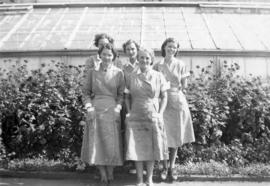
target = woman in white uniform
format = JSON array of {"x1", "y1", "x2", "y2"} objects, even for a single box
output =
[
  {"x1": 154, "y1": 38, "x2": 195, "y2": 181},
  {"x1": 81, "y1": 43, "x2": 125, "y2": 184},
  {"x1": 125, "y1": 47, "x2": 169, "y2": 186}
]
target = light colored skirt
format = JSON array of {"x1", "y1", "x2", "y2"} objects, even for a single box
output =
[
  {"x1": 164, "y1": 90, "x2": 195, "y2": 147},
  {"x1": 125, "y1": 113, "x2": 168, "y2": 161},
  {"x1": 81, "y1": 96, "x2": 123, "y2": 166}
]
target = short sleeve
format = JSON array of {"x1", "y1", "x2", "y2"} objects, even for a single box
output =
[
  {"x1": 159, "y1": 72, "x2": 170, "y2": 92},
  {"x1": 82, "y1": 69, "x2": 93, "y2": 105}
]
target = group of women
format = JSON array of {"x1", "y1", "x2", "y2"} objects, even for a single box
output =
[{"x1": 80, "y1": 33, "x2": 195, "y2": 186}]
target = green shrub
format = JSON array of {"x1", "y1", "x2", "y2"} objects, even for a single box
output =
[
  {"x1": 183, "y1": 61, "x2": 270, "y2": 165},
  {"x1": 0, "y1": 60, "x2": 85, "y2": 161},
  {"x1": 0, "y1": 59, "x2": 270, "y2": 166}
]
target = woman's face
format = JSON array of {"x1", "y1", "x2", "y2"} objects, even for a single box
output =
[
  {"x1": 97, "y1": 38, "x2": 109, "y2": 49},
  {"x1": 165, "y1": 41, "x2": 178, "y2": 57},
  {"x1": 138, "y1": 50, "x2": 152, "y2": 72},
  {"x1": 100, "y1": 48, "x2": 114, "y2": 65},
  {"x1": 126, "y1": 42, "x2": 137, "y2": 59}
]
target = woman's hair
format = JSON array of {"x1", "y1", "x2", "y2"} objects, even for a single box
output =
[
  {"x1": 98, "y1": 43, "x2": 118, "y2": 61},
  {"x1": 137, "y1": 47, "x2": 155, "y2": 65},
  {"x1": 122, "y1": 39, "x2": 140, "y2": 53},
  {"x1": 93, "y1": 33, "x2": 114, "y2": 47},
  {"x1": 161, "y1": 37, "x2": 180, "y2": 57}
]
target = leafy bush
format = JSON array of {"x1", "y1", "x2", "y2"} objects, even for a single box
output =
[
  {"x1": 183, "y1": 61, "x2": 270, "y2": 166},
  {"x1": 0, "y1": 60, "x2": 85, "y2": 162},
  {"x1": 0, "y1": 59, "x2": 270, "y2": 167}
]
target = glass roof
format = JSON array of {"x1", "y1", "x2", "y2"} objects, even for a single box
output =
[{"x1": 0, "y1": 5, "x2": 270, "y2": 52}]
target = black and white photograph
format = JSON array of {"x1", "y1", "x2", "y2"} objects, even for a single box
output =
[{"x1": 0, "y1": 0, "x2": 269, "y2": 186}]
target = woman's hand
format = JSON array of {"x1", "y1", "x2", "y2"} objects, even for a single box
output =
[
  {"x1": 114, "y1": 104, "x2": 122, "y2": 113},
  {"x1": 86, "y1": 107, "x2": 96, "y2": 121},
  {"x1": 151, "y1": 112, "x2": 163, "y2": 122},
  {"x1": 114, "y1": 104, "x2": 122, "y2": 122}
]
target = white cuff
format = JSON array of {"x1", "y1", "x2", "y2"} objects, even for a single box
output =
[
  {"x1": 85, "y1": 103, "x2": 92, "y2": 109},
  {"x1": 87, "y1": 107, "x2": 95, "y2": 112},
  {"x1": 124, "y1": 87, "x2": 130, "y2": 94},
  {"x1": 163, "y1": 81, "x2": 171, "y2": 91},
  {"x1": 114, "y1": 104, "x2": 122, "y2": 113}
]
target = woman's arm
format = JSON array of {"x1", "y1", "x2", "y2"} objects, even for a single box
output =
[
  {"x1": 180, "y1": 61, "x2": 189, "y2": 91},
  {"x1": 82, "y1": 69, "x2": 93, "y2": 108},
  {"x1": 181, "y1": 77, "x2": 188, "y2": 89},
  {"x1": 159, "y1": 91, "x2": 167, "y2": 115}
]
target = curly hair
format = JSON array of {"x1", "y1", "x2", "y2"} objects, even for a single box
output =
[
  {"x1": 98, "y1": 43, "x2": 118, "y2": 61},
  {"x1": 122, "y1": 39, "x2": 140, "y2": 53},
  {"x1": 161, "y1": 37, "x2": 180, "y2": 57},
  {"x1": 93, "y1": 33, "x2": 114, "y2": 48},
  {"x1": 137, "y1": 47, "x2": 155, "y2": 65}
]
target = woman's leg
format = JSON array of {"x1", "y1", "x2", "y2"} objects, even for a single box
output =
[
  {"x1": 106, "y1": 166, "x2": 114, "y2": 181},
  {"x1": 135, "y1": 161, "x2": 144, "y2": 185},
  {"x1": 97, "y1": 165, "x2": 107, "y2": 183},
  {"x1": 160, "y1": 159, "x2": 168, "y2": 180},
  {"x1": 169, "y1": 147, "x2": 178, "y2": 169},
  {"x1": 145, "y1": 161, "x2": 154, "y2": 185},
  {"x1": 169, "y1": 147, "x2": 178, "y2": 180}
]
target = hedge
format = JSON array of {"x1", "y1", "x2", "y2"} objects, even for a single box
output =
[{"x1": 0, "y1": 60, "x2": 270, "y2": 166}]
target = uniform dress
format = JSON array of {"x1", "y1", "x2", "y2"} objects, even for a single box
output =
[
  {"x1": 125, "y1": 69, "x2": 169, "y2": 161},
  {"x1": 123, "y1": 59, "x2": 140, "y2": 95},
  {"x1": 154, "y1": 58, "x2": 195, "y2": 147},
  {"x1": 121, "y1": 60, "x2": 140, "y2": 153},
  {"x1": 81, "y1": 63, "x2": 125, "y2": 166}
]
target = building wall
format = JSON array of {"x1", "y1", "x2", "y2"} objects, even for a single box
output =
[
  {"x1": 8, "y1": 0, "x2": 270, "y2": 3},
  {"x1": 1, "y1": 55, "x2": 269, "y2": 80}
]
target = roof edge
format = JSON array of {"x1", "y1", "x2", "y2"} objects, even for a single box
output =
[
  {"x1": 1, "y1": 1, "x2": 270, "y2": 9},
  {"x1": 1, "y1": 49, "x2": 270, "y2": 58}
]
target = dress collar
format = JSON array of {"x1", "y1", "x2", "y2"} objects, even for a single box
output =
[
  {"x1": 95, "y1": 62, "x2": 113, "y2": 72},
  {"x1": 126, "y1": 59, "x2": 139, "y2": 68}
]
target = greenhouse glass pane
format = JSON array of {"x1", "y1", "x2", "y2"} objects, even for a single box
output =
[
  {"x1": 227, "y1": 14, "x2": 266, "y2": 50},
  {"x1": 182, "y1": 9, "x2": 216, "y2": 49},
  {"x1": 0, "y1": 15, "x2": 21, "y2": 32},
  {"x1": 204, "y1": 13, "x2": 241, "y2": 50}
]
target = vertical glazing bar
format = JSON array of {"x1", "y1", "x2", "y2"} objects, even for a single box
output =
[
  {"x1": 0, "y1": 8, "x2": 33, "y2": 48},
  {"x1": 19, "y1": 8, "x2": 52, "y2": 48},
  {"x1": 201, "y1": 13, "x2": 219, "y2": 49},
  {"x1": 180, "y1": 7, "x2": 193, "y2": 49},
  {"x1": 64, "y1": 7, "x2": 88, "y2": 49},
  {"x1": 140, "y1": 6, "x2": 145, "y2": 46},
  {"x1": 40, "y1": 7, "x2": 68, "y2": 49}
]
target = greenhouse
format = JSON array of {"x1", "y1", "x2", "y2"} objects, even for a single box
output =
[
  {"x1": 0, "y1": 1, "x2": 270, "y2": 183},
  {"x1": 0, "y1": 1, "x2": 270, "y2": 78}
]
